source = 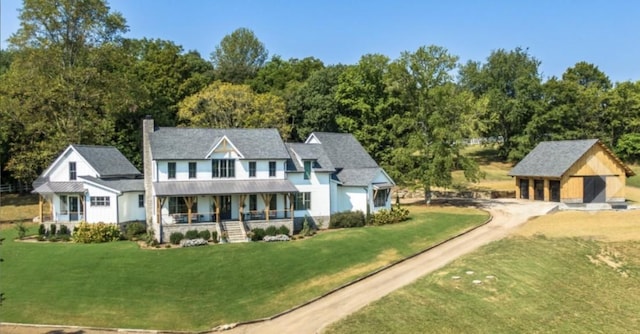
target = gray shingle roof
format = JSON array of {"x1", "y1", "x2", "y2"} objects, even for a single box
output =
[
  {"x1": 153, "y1": 179, "x2": 298, "y2": 196},
  {"x1": 73, "y1": 145, "x2": 141, "y2": 177},
  {"x1": 285, "y1": 143, "x2": 335, "y2": 172},
  {"x1": 80, "y1": 176, "x2": 144, "y2": 193},
  {"x1": 509, "y1": 139, "x2": 601, "y2": 177},
  {"x1": 308, "y1": 132, "x2": 378, "y2": 168},
  {"x1": 150, "y1": 128, "x2": 290, "y2": 160},
  {"x1": 305, "y1": 132, "x2": 392, "y2": 186}
]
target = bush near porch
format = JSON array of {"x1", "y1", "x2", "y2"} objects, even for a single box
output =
[{"x1": 0, "y1": 208, "x2": 487, "y2": 331}]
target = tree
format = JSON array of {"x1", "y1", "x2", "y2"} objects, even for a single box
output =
[
  {"x1": 459, "y1": 47, "x2": 543, "y2": 160},
  {"x1": 177, "y1": 81, "x2": 291, "y2": 138},
  {"x1": 387, "y1": 46, "x2": 481, "y2": 202},
  {"x1": 0, "y1": 0, "x2": 132, "y2": 184},
  {"x1": 210, "y1": 27, "x2": 268, "y2": 84}
]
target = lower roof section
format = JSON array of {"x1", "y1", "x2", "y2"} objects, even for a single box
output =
[
  {"x1": 153, "y1": 179, "x2": 299, "y2": 196},
  {"x1": 32, "y1": 182, "x2": 85, "y2": 194}
]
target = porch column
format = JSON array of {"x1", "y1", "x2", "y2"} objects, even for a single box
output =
[
  {"x1": 79, "y1": 196, "x2": 86, "y2": 222},
  {"x1": 183, "y1": 196, "x2": 195, "y2": 224},
  {"x1": 289, "y1": 193, "x2": 294, "y2": 222},
  {"x1": 261, "y1": 194, "x2": 272, "y2": 221},
  {"x1": 214, "y1": 196, "x2": 220, "y2": 223},
  {"x1": 528, "y1": 179, "x2": 535, "y2": 201},
  {"x1": 239, "y1": 194, "x2": 247, "y2": 222},
  {"x1": 543, "y1": 179, "x2": 550, "y2": 201},
  {"x1": 38, "y1": 195, "x2": 44, "y2": 223}
]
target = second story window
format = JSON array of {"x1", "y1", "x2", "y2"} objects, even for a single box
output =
[
  {"x1": 249, "y1": 161, "x2": 256, "y2": 177},
  {"x1": 303, "y1": 161, "x2": 311, "y2": 180},
  {"x1": 269, "y1": 161, "x2": 276, "y2": 177},
  {"x1": 168, "y1": 162, "x2": 176, "y2": 179},
  {"x1": 188, "y1": 162, "x2": 197, "y2": 179},
  {"x1": 69, "y1": 162, "x2": 77, "y2": 180},
  {"x1": 212, "y1": 159, "x2": 235, "y2": 178}
]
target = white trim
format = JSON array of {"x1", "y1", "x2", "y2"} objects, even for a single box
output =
[
  {"x1": 305, "y1": 133, "x2": 321, "y2": 144},
  {"x1": 78, "y1": 177, "x2": 122, "y2": 195},
  {"x1": 39, "y1": 145, "x2": 99, "y2": 179},
  {"x1": 205, "y1": 135, "x2": 245, "y2": 159}
]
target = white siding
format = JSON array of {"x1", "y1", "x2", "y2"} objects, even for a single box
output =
[
  {"x1": 290, "y1": 172, "x2": 331, "y2": 219},
  {"x1": 84, "y1": 183, "x2": 118, "y2": 223},
  {"x1": 118, "y1": 192, "x2": 146, "y2": 222},
  {"x1": 338, "y1": 187, "x2": 368, "y2": 213},
  {"x1": 155, "y1": 158, "x2": 288, "y2": 181},
  {"x1": 49, "y1": 149, "x2": 98, "y2": 181}
]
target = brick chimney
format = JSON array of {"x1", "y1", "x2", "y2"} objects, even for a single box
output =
[{"x1": 142, "y1": 116, "x2": 155, "y2": 236}]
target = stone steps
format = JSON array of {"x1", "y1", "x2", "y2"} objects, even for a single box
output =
[{"x1": 222, "y1": 221, "x2": 248, "y2": 243}]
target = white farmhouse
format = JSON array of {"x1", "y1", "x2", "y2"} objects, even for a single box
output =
[{"x1": 32, "y1": 145, "x2": 145, "y2": 228}]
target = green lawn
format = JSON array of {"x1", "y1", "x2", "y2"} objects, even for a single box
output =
[
  {"x1": 326, "y1": 237, "x2": 640, "y2": 334},
  {"x1": 0, "y1": 210, "x2": 487, "y2": 331},
  {"x1": 628, "y1": 164, "x2": 640, "y2": 188}
]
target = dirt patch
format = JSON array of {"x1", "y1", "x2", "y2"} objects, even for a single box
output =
[{"x1": 513, "y1": 209, "x2": 640, "y2": 242}]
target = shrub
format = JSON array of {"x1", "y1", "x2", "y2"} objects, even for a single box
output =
[
  {"x1": 72, "y1": 222, "x2": 121, "y2": 243},
  {"x1": 58, "y1": 225, "x2": 70, "y2": 236},
  {"x1": 211, "y1": 231, "x2": 218, "y2": 243},
  {"x1": 50, "y1": 223, "x2": 57, "y2": 236},
  {"x1": 264, "y1": 235, "x2": 290, "y2": 242},
  {"x1": 299, "y1": 217, "x2": 316, "y2": 237},
  {"x1": 125, "y1": 222, "x2": 146, "y2": 240},
  {"x1": 277, "y1": 225, "x2": 290, "y2": 236},
  {"x1": 185, "y1": 229, "x2": 199, "y2": 240},
  {"x1": 14, "y1": 223, "x2": 28, "y2": 240},
  {"x1": 251, "y1": 228, "x2": 266, "y2": 241},
  {"x1": 38, "y1": 224, "x2": 46, "y2": 236},
  {"x1": 369, "y1": 204, "x2": 410, "y2": 226},
  {"x1": 265, "y1": 225, "x2": 278, "y2": 236},
  {"x1": 169, "y1": 232, "x2": 185, "y2": 245},
  {"x1": 330, "y1": 210, "x2": 365, "y2": 228},
  {"x1": 198, "y1": 230, "x2": 211, "y2": 240}
]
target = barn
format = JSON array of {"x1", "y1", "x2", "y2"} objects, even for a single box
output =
[{"x1": 508, "y1": 139, "x2": 635, "y2": 204}]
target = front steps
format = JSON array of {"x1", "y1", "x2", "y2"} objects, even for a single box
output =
[{"x1": 221, "y1": 221, "x2": 248, "y2": 243}]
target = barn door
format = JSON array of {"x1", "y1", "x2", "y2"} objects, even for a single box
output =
[{"x1": 583, "y1": 176, "x2": 606, "y2": 203}]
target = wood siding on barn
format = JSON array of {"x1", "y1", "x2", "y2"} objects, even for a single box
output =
[{"x1": 515, "y1": 144, "x2": 627, "y2": 204}]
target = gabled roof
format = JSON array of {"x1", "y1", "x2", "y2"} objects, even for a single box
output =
[
  {"x1": 302, "y1": 132, "x2": 395, "y2": 186},
  {"x1": 72, "y1": 145, "x2": 141, "y2": 177},
  {"x1": 285, "y1": 143, "x2": 335, "y2": 172},
  {"x1": 306, "y1": 132, "x2": 378, "y2": 169},
  {"x1": 150, "y1": 128, "x2": 290, "y2": 160},
  {"x1": 508, "y1": 139, "x2": 635, "y2": 177}
]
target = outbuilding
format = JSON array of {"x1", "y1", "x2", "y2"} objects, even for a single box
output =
[{"x1": 508, "y1": 139, "x2": 635, "y2": 204}]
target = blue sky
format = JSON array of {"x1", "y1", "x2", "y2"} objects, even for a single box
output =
[{"x1": 1, "y1": 0, "x2": 639, "y2": 83}]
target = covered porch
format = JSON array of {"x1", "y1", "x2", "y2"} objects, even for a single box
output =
[
  {"x1": 32, "y1": 182, "x2": 86, "y2": 223},
  {"x1": 153, "y1": 179, "x2": 298, "y2": 242}
]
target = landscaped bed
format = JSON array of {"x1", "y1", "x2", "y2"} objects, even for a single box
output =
[{"x1": 0, "y1": 208, "x2": 487, "y2": 331}]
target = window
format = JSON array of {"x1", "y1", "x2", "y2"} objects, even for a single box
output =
[
  {"x1": 90, "y1": 196, "x2": 110, "y2": 207},
  {"x1": 249, "y1": 161, "x2": 256, "y2": 177},
  {"x1": 303, "y1": 161, "x2": 312, "y2": 180},
  {"x1": 138, "y1": 194, "x2": 144, "y2": 208},
  {"x1": 168, "y1": 197, "x2": 197, "y2": 214},
  {"x1": 212, "y1": 159, "x2": 235, "y2": 178},
  {"x1": 249, "y1": 194, "x2": 257, "y2": 211},
  {"x1": 168, "y1": 162, "x2": 176, "y2": 179},
  {"x1": 374, "y1": 189, "x2": 390, "y2": 207},
  {"x1": 189, "y1": 162, "x2": 197, "y2": 179},
  {"x1": 60, "y1": 195, "x2": 68, "y2": 214},
  {"x1": 294, "y1": 192, "x2": 311, "y2": 210},
  {"x1": 269, "y1": 161, "x2": 276, "y2": 177},
  {"x1": 270, "y1": 195, "x2": 277, "y2": 211},
  {"x1": 69, "y1": 162, "x2": 77, "y2": 180}
]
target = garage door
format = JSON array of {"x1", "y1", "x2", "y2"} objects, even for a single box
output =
[{"x1": 583, "y1": 176, "x2": 606, "y2": 203}]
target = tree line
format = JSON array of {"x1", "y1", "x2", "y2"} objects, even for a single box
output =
[{"x1": 1, "y1": 0, "x2": 639, "y2": 195}]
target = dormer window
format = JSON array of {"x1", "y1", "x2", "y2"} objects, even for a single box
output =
[
  {"x1": 303, "y1": 161, "x2": 312, "y2": 180},
  {"x1": 69, "y1": 162, "x2": 77, "y2": 180}
]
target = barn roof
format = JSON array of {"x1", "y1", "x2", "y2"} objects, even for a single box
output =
[{"x1": 508, "y1": 139, "x2": 635, "y2": 178}]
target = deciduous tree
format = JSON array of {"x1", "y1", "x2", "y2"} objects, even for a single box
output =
[{"x1": 210, "y1": 27, "x2": 268, "y2": 84}]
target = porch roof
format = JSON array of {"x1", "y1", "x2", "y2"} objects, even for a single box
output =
[
  {"x1": 32, "y1": 181, "x2": 85, "y2": 194},
  {"x1": 153, "y1": 179, "x2": 298, "y2": 196}
]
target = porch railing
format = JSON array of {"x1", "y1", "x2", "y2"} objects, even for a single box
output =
[{"x1": 244, "y1": 210, "x2": 290, "y2": 221}]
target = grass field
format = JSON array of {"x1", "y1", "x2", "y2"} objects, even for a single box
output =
[
  {"x1": 0, "y1": 194, "x2": 40, "y2": 223},
  {"x1": 0, "y1": 209, "x2": 487, "y2": 331},
  {"x1": 326, "y1": 208, "x2": 640, "y2": 334}
]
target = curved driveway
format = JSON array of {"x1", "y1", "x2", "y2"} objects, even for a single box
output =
[{"x1": 226, "y1": 199, "x2": 558, "y2": 334}]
